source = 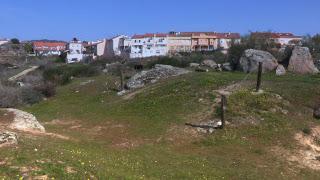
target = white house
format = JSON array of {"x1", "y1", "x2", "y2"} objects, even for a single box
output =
[
  {"x1": 66, "y1": 39, "x2": 85, "y2": 63},
  {"x1": 105, "y1": 35, "x2": 129, "y2": 57},
  {"x1": 0, "y1": 39, "x2": 9, "y2": 46},
  {"x1": 96, "y1": 39, "x2": 107, "y2": 57},
  {"x1": 130, "y1": 33, "x2": 169, "y2": 58}
]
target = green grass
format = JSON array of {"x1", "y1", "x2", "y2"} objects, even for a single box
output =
[{"x1": 0, "y1": 72, "x2": 320, "y2": 179}]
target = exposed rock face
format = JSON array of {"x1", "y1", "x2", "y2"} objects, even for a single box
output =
[
  {"x1": 240, "y1": 49, "x2": 279, "y2": 73},
  {"x1": 7, "y1": 108, "x2": 45, "y2": 132},
  {"x1": 314, "y1": 107, "x2": 320, "y2": 119},
  {"x1": 0, "y1": 131, "x2": 17, "y2": 146},
  {"x1": 202, "y1": 60, "x2": 217, "y2": 68},
  {"x1": 276, "y1": 65, "x2": 286, "y2": 76},
  {"x1": 288, "y1": 47, "x2": 319, "y2": 74},
  {"x1": 126, "y1": 64, "x2": 190, "y2": 90}
]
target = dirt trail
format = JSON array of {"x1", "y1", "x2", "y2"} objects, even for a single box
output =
[{"x1": 8, "y1": 65, "x2": 39, "y2": 81}]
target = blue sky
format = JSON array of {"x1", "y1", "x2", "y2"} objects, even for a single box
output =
[{"x1": 1, "y1": 0, "x2": 319, "y2": 41}]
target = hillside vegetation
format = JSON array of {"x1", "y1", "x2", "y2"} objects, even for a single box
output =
[{"x1": 0, "y1": 71, "x2": 319, "y2": 179}]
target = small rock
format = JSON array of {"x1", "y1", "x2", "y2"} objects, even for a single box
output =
[
  {"x1": 117, "y1": 90, "x2": 127, "y2": 96},
  {"x1": 276, "y1": 65, "x2": 286, "y2": 76},
  {"x1": 0, "y1": 131, "x2": 18, "y2": 146},
  {"x1": 314, "y1": 107, "x2": 320, "y2": 119},
  {"x1": 202, "y1": 60, "x2": 217, "y2": 69},
  {"x1": 222, "y1": 63, "x2": 232, "y2": 71},
  {"x1": 189, "y1": 63, "x2": 200, "y2": 68}
]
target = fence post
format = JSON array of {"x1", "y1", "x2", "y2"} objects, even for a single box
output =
[
  {"x1": 256, "y1": 62, "x2": 263, "y2": 92},
  {"x1": 119, "y1": 67, "x2": 124, "y2": 91},
  {"x1": 220, "y1": 95, "x2": 227, "y2": 129}
]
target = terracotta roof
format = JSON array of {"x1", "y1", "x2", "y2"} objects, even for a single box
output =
[
  {"x1": 251, "y1": 32, "x2": 301, "y2": 39},
  {"x1": 131, "y1": 32, "x2": 241, "y2": 39},
  {"x1": 132, "y1": 33, "x2": 168, "y2": 39},
  {"x1": 33, "y1": 41, "x2": 67, "y2": 51}
]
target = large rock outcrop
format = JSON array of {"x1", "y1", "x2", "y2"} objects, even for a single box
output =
[
  {"x1": 126, "y1": 64, "x2": 190, "y2": 90},
  {"x1": 288, "y1": 47, "x2": 319, "y2": 74},
  {"x1": 240, "y1": 49, "x2": 279, "y2": 73},
  {"x1": 7, "y1": 108, "x2": 45, "y2": 132}
]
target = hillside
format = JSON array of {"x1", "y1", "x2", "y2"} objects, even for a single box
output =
[{"x1": 0, "y1": 71, "x2": 320, "y2": 179}]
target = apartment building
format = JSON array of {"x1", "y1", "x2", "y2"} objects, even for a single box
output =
[{"x1": 130, "y1": 33, "x2": 168, "y2": 58}]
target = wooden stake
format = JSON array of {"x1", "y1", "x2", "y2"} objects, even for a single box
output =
[
  {"x1": 220, "y1": 95, "x2": 227, "y2": 129},
  {"x1": 119, "y1": 67, "x2": 124, "y2": 91},
  {"x1": 256, "y1": 62, "x2": 263, "y2": 92}
]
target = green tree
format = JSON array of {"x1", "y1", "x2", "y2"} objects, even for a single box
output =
[
  {"x1": 10, "y1": 38, "x2": 20, "y2": 44},
  {"x1": 24, "y1": 43, "x2": 33, "y2": 53}
]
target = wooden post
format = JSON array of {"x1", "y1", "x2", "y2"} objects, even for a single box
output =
[
  {"x1": 256, "y1": 62, "x2": 263, "y2": 92},
  {"x1": 119, "y1": 66, "x2": 124, "y2": 91},
  {"x1": 220, "y1": 95, "x2": 227, "y2": 129}
]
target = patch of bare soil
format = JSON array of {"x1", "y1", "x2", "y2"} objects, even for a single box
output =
[
  {"x1": 122, "y1": 88, "x2": 145, "y2": 100},
  {"x1": 273, "y1": 126, "x2": 320, "y2": 171},
  {"x1": 163, "y1": 124, "x2": 203, "y2": 147},
  {"x1": 0, "y1": 111, "x2": 14, "y2": 129},
  {"x1": 47, "y1": 119, "x2": 146, "y2": 149}
]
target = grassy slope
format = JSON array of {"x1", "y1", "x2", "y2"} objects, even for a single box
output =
[{"x1": 0, "y1": 72, "x2": 320, "y2": 179}]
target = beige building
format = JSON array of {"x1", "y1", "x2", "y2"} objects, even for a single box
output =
[{"x1": 167, "y1": 32, "x2": 192, "y2": 54}]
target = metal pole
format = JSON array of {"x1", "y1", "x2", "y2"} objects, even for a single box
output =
[{"x1": 256, "y1": 62, "x2": 263, "y2": 92}]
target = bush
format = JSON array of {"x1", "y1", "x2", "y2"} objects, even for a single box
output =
[
  {"x1": 43, "y1": 64, "x2": 100, "y2": 85},
  {"x1": 302, "y1": 128, "x2": 311, "y2": 135},
  {"x1": 34, "y1": 82, "x2": 56, "y2": 97},
  {"x1": 145, "y1": 57, "x2": 191, "y2": 68},
  {"x1": 0, "y1": 84, "x2": 21, "y2": 108},
  {"x1": 21, "y1": 88, "x2": 43, "y2": 105},
  {"x1": 228, "y1": 43, "x2": 248, "y2": 70}
]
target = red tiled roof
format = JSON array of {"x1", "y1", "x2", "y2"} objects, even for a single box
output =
[
  {"x1": 132, "y1": 33, "x2": 168, "y2": 39},
  {"x1": 132, "y1": 32, "x2": 241, "y2": 39},
  {"x1": 33, "y1": 41, "x2": 67, "y2": 51},
  {"x1": 251, "y1": 32, "x2": 301, "y2": 39}
]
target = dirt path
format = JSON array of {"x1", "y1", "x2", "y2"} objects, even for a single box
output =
[{"x1": 8, "y1": 66, "x2": 39, "y2": 81}]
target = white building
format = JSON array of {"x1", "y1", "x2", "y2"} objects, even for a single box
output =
[
  {"x1": 130, "y1": 33, "x2": 168, "y2": 58},
  {"x1": 0, "y1": 39, "x2": 9, "y2": 46},
  {"x1": 105, "y1": 35, "x2": 129, "y2": 57},
  {"x1": 66, "y1": 39, "x2": 85, "y2": 63},
  {"x1": 96, "y1": 39, "x2": 107, "y2": 57}
]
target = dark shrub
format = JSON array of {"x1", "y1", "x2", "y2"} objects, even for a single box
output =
[
  {"x1": 43, "y1": 64, "x2": 99, "y2": 85},
  {"x1": 34, "y1": 82, "x2": 56, "y2": 97},
  {"x1": 21, "y1": 88, "x2": 43, "y2": 105},
  {"x1": 302, "y1": 128, "x2": 311, "y2": 135},
  {"x1": 228, "y1": 43, "x2": 248, "y2": 70},
  {"x1": 0, "y1": 84, "x2": 21, "y2": 108},
  {"x1": 145, "y1": 57, "x2": 190, "y2": 68}
]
